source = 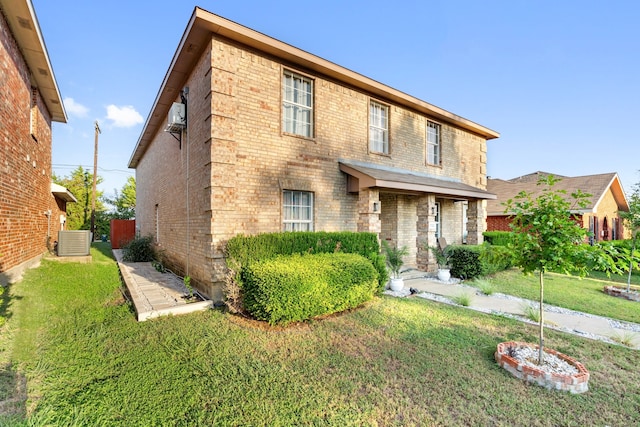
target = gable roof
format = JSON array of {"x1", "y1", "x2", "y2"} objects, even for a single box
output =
[
  {"x1": 128, "y1": 7, "x2": 499, "y2": 168},
  {"x1": 486, "y1": 171, "x2": 629, "y2": 216},
  {"x1": 0, "y1": 0, "x2": 66, "y2": 123}
]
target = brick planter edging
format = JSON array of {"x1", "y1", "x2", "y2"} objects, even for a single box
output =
[
  {"x1": 603, "y1": 285, "x2": 640, "y2": 302},
  {"x1": 495, "y1": 341, "x2": 590, "y2": 394}
]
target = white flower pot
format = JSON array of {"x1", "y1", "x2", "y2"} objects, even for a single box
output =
[
  {"x1": 389, "y1": 278, "x2": 404, "y2": 292},
  {"x1": 437, "y1": 268, "x2": 451, "y2": 282}
]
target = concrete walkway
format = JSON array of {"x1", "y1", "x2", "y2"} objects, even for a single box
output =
[
  {"x1": 388, "y1": 271, "x2": 640, "y2": 350},
  {"x1": 113, "y1": 250, "x2": 212, "y2": 321}
]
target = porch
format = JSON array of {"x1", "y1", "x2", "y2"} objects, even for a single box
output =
[{"x1": 340, "y1": 161, "x2": 496, "y2": 271}]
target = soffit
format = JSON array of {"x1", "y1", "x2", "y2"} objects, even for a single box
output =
[{"x1": 0, "y1": 0, "x2": 67, "y2": 122}]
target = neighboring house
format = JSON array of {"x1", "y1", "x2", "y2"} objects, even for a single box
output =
[
  {"x1": 0, "y1": 0, "x2": 69, "y2": 285},
  {"x1": 487, "y1": 172, "x2": 630, "y2": 242},
  {"x1": 128, "y1": 7, "x2": 499, "y2": 300}
]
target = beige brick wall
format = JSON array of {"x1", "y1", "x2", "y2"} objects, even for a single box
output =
[{"x1": 136, "y1": 35, "x2": 490, "y2": 298}]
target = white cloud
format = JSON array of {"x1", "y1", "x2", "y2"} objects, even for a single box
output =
[
  {"x1": 105, "y1": 105, "x2": 144, "y2": 128},
  {"x1": 63, "y1": 97, "x2": 89, "y2": 117}
]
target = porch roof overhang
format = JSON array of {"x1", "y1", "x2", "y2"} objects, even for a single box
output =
[
  {"x1": 51, "y1": 182, "x2": 77, "y2": 203},
  {"x1": 339, "y1": 162, "x2": 496, "y2": 200}
]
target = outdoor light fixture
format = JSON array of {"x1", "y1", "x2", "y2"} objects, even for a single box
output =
[{"x1": 372, "y1": 202, "x2": 380, "y2": 213}]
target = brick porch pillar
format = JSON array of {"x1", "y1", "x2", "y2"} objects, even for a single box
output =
[
  {"x1": 357, "y1": 188, "x2": 381, "y2": 236},
  {"x1": 417, "y1": 194, "x2": 437, "y2": 271},
  {"x1": 466, "y1": 200, "x2": 486, "y2": 245}
]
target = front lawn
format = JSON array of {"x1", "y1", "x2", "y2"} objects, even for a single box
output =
[
  {"x1": 485, "y1": 269, "x2": 640, "y2": 324},
  {"x1": 0, "y1": 244, "x2": 639, "y2": 425}
]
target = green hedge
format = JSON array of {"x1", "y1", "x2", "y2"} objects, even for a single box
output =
[
  {"x1": 483, "y1": 231, "x2": 513, "y2": 246},
  {"x1": 242, "y1": 253, "x2": 378, "y2": 325},
  {"x1": 226, "y1": 231, "x2": 388, "y2": 293},
  {"x1": 448, "y1": 246, "x2": 483, "y2": 280},
  {"x1": 448, "y1": 244, "x2": 513, "y2": 279}
]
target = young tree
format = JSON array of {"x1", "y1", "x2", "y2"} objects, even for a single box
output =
[
  {"x1": 619, "y1": 173, "x2": 640, "y2": 291},
  {"x1": 505, "y1": 175, "x2": 590, "y2": 365}
]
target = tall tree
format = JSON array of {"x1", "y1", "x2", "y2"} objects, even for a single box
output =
[
  {"x1": 105, "y1": 176, "x2": 136, "y2": 219},
  {"x1": 505, "y1": 175, "x2": 590, "y2": 365},
  {"x1": 53, "y1": 166, "x2": 104, "y2": 230},
  {"x1": 619, "y1": 173, "x2": 640, "y2": 291}
]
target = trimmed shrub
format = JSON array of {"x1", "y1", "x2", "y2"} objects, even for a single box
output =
[
  {"x1": 483, "y1": 231, "x2": 513, "y2": 246},
  {"x1": 448, "y1": 246, "x2": 483, "y2": 280},
  {"x1": 479, "y1": 243, "x2": 514, "y2": 275},
  {"x1": 226, "y1": 231, "x2": 388, "y2": 295},
  {"x1": 122, "y1": 235, "x2": 155, "y2": 262},
  {"x1": 242, "y1": 253, "x2": 378, "y2": 325}
]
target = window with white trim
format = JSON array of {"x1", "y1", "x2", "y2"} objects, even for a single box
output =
[
  {"x1": 283, "y1": 190, "x2": 314, "y2": 231},
  {"x1": 369, "y1": 101, "x2": 389, "y2": 154},
  {"x1": 427, "y1": 121, "x2": 440, "y2": 165},
  {"x1": 434, "y1": 202, "x2": 441, "y2": 238},
  {"x1": 282, "y1": 71, "x2": 313, "y2": 137}
]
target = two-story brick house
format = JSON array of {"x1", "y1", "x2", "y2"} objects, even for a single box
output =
[
  {"x1": 0, "y1": 0, "x2": 70, "y2": 285},
  {"x1": 129, "y1": 7, "x2": 499, "y2": 300}
]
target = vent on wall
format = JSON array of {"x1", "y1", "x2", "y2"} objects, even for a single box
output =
[{"x1": 57, "y1": 230, "x2": 92, "y2": 256}]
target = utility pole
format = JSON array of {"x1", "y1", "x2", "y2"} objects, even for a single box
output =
[{"x1": 90, "y1": 121, "x2": 101, "y2": 239}]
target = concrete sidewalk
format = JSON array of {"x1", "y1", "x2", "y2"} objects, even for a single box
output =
[
  {"x1": 113, "y1": 250, "x2": 212, "y2": 321},
  {"x1": 387, "y1": 272, "x2": 640, "y2": 350}
]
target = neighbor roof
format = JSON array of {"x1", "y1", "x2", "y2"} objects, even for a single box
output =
[
  {"x1": 0, "y1": 0, "x2": 67, "y2": 123},
  {"x1": 486, "y1": 171, "x2": 629, "y2": 216},
  {"x1": 128, "y1": 7, "x2": 499, "y2": 168}
]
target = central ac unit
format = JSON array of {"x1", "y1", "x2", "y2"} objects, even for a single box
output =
[{"x1": 57, "y1": 230, "x2": 92, "y2": 256}]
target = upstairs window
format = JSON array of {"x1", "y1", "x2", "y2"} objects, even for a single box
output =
[
  {"x1": 282, "y1": 71, "x2": 313, "y2": 137},
  {"x1": 283, "y1": 190, "x2": 314, "y2": 231},
  {"x1": 427, "y1": 121, "x2": 441, "y2": 165},
  {"x1": 369, "y1": 101, "x2": 389, "y2": 154}
]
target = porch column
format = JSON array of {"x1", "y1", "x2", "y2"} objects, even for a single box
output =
[
  {"x1": 357, "y1": 188, "x2": 381, "y2": 235},
  {"x1": 416, "y1": 194, "x2": 437, "y2": 271},
  {"x1": 466, "y1": 200, "x2": 486, "y2": 245}
]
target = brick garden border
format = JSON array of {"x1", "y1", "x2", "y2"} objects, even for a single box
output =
[
  {"x1": 603, "y1": 285, "x2": 640, "y2": 302},
  {"x1": 495, "y1": 341, "x2": 590, "y2": 394}
]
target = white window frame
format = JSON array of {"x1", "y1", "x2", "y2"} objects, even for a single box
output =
[
  {"x1": 283, "y1": 190, "x2": 314, "y2": 231},
  {"x1": 369, "y1": 101, "x2": 389, "y2": 154},
  {"x1": 462, "y1": 201, "x2": 468, "y2": 244},
  {"x1": 434, "y1": 202, "x2": 441, "y2": 238},
  {"x1": 427, "y1": 121, "x2": 441, "y2": 165},
  {"x1": 282, "y1": 71, "x2": 313, "y2": 138}
]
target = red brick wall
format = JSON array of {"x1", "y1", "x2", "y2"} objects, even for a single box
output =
[
  {"x1": 0, "y1": 9, "x2": 55, "y2": 281},
  {"x1": 487, "y1": 215, "x2": 512, "y2": 231}
]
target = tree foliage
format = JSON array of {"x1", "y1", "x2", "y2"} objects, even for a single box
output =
[
  {"x1": 619, "y1": 172, "x2": 640, "y2": 291},
  {"x1": 504, "y1": 174, "x2": 590, "y2": 364},
  {"x1": 53, "y1": 166, "x2": 105, "y2": 231},
  {"x1": 105, "y1": 176, "x2": 136, "y2": 219}
]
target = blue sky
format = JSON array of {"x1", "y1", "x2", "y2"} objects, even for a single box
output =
[{"x1": 33, "y1": 0, "x2": 640, "y2": 199}]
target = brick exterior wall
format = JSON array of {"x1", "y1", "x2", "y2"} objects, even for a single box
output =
[
  {"x1": 135, "y1": 35, "x2": 491, "y2": 299},
  {"x1": 0, "y1": 9, "x2": 60, "y2": 285}
]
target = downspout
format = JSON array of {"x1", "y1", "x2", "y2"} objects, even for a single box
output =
[{"x1": 183, "y1": 87, "x2": 190, "y2": 278}]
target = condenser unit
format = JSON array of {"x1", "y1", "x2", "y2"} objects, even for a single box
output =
[{"x1": 57, "y1": 230, "x2": 92, "y2": 256}]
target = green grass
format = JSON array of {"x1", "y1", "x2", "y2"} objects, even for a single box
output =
[
  {"x1": 0, "y1": 244, "x2": 639, "y2": 425},
  {"x1": 487, "y1": 269, "x2": 640, "y2": 324}
]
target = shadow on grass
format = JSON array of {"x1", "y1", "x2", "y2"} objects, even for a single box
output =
[
  {"x1": 92, "y1": 242, "x2": 115, "y2": 260},
  {"x1": 0, "y1": 285, "x2": 26, "y2": 422}
]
